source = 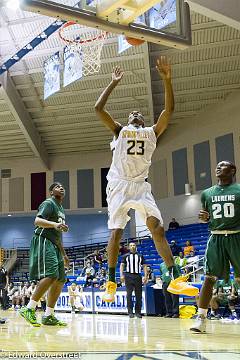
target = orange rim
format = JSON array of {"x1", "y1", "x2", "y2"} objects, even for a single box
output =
[{"x1": 59, "y1": 21, "x2": 107, "y2": 44}]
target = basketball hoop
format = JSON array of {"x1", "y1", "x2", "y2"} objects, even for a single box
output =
[{"x1": 59, "y1": 21, "x2": 107, "y2": 76}]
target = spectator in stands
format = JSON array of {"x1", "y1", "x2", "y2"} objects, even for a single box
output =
[
  {"x1": 168, "y1": 218, "x2": 180, "y2": 230},
  {"x1": 102, "y1": 249, "x2": 108, "y2": 264},
  {"x1": 175, "y1": 251, "x2": 187, "y2": 268},
  {"x1": 209, "y1": 279, "x2": 232, "y2": 319},
  {"x1": 40, "y1": 293, "x2": 47, "y2": 311},
  {"x1": 160, "y1": 261, "x2": 180, "y2": 318},
  {"x1": 12, "y1": 287, "x2": 20, "y2": 310},
  {"x1": 170, "y1": 240, "x2": 182, "y2": 256},
  {"x1": 227, "y1": 280, "x2": 240, "y2": 320},
  {"x1": 145, "y1": 266, "x2": 155, "y2": 284},
  {"x1": 183, "y1": 240, "x2": 195, "y2": 257},
  {"x1": 27, "y1": 281, "x2": 36, "y2": 299},
  {"x1": 24, "y1": 282, "x2": 31, "y2": 305},
  {"x1": 185, "y1": 251, "x2": 199, "y2": 280},
  {"x1": 18, "y1": 281, "x2": 28, "y2": 307},
  {"x1": 68, "y1": 282, "x2": 84, "y2": 313},
  {"x1": 81, "y1": 261, "x2": 95, "y2": 287},
  {"x1": 96, "y1": 268, "x2": 107, "y2": 288},
  {"x1": 0, "y1": 265, "x2": 9, "y2": 310},
  {"x1": 119, "y1": 243, "x2": 129, "y2": 256},
  {"x1": 93, "y1": 250, "x2": 103, "y2": 269},
  {"x1": 8, "y1": 282, "x2": 18, "y2": 309}
]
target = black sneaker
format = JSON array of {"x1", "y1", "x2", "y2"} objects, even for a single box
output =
[
  {"x1": 129, "y1": 314, "x2": 134, "y2": 318},
  {"x1": 135, "y1": 313, "x2": 142, "y2": 318}
]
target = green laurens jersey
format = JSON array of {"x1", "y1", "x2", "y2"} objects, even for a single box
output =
[
  {"x1": 201, "y1": 183, "x2": 240, "y2": 231},
  {"x1": 34, "y1": 197, "x2": 65, "y2": 245}
]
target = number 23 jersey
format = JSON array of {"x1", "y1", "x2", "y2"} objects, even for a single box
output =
[
  {"x1": 107, "y1": 125, "x2": 156, "y2": 182},
  {"x1": 201, "y1": 183, "x2": 240, "y2": 231}
]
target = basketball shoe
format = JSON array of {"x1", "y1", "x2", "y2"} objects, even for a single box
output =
[
  {"x1": 42, "y1": 314, "x2": 67, "y2": 326},
  {"x1": 190, "y1": 315, "x2": 207, "y2": 333},
  {"x1": 19, "y1": 307, "x2": 41, "y2": 327},
  {"x1": 102, "y1": 281, "x2": 117, "y2": 302},
  {"x1": 167, "y1": 275, "x2": 199, "y2": 296}
]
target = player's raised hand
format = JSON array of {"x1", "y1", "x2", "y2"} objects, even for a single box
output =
[
  {"x1": 112, "y1": 66, "x2": 124, "y2": 83},
  {"x1": 156, "y1": 56, "x2": 171, "y2": 80},
  {"x1": 198, "y1": 210, "x2": 210, "y2": 223}
]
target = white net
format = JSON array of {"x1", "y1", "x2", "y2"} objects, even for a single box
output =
[{"x1": 59, "y1": 22, "x2": 107, "y2": 76}]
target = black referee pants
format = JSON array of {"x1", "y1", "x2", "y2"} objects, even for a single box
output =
[
  {"x1": 162, "y1": 282, "x2": 179, "y2": 316},
  {"x1": 0, "y1": 287, "x2": 8, "y2": 310},
  {"x1": 125, "y1": 273, "x2": 142, "y2": 315}
]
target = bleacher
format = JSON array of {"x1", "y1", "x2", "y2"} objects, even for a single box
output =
[
  {"x1": 10, "y1": 222, "x2": 209, "y2": 284},
  {"x1": 114, "y1": 222, "x2": 209, "y2": 280}
]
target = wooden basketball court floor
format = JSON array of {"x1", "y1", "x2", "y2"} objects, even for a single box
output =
[{"x1": 0, "y1": 310, "x2": 240, "y2": 359}]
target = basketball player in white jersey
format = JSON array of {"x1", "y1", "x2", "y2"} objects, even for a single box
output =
[
  {"x1": 68, "y1": 283, "x2": 84, "y2": 313},
  {"x1": 95, "y1": 57, "x2": 198, "y2": 302}
]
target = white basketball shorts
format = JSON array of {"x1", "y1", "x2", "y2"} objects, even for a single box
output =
[{"x1": 106, "y1": 179, "x2": 163, "y2": 230}]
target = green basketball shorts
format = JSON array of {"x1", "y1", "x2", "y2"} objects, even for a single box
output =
[
  {"x1": 215, "y1": 294, "x2": 228, "y2": 306},
  {"x1": 29, "y1": 234, "x2": 65, "y2": 283},
  {"x1": 205, "y1": 233, "x2": 240, "y2": 279}
]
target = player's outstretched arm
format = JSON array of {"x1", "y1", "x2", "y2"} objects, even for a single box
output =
[
  {"x1": 153, "y1": 57, "x2": 174, "y2": 138},
  {"x1": 95, "y1": 66, "x2": 123, "y2": 136}
]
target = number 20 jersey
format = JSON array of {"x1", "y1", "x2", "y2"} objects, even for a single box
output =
[
  {"x1": 201, "y1": 183, "x2": 240, "y2": 231},
  {"x1": 107, "y1": 125, "x2": 157, "y2": 182}
]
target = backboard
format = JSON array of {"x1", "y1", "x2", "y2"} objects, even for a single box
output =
[{"x1": 20, "y1": 0, "x2": 192, "y2": 50}]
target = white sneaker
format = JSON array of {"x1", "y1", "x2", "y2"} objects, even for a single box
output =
[{"x1": 190, "y1": 315, "x2": 207, "y2": 333}]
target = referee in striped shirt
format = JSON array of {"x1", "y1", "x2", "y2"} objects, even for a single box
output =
[{"x1": 120, "y1": 242, "x2": 147, "y2": 318}]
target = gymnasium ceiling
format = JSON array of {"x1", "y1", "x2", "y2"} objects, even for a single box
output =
[{"x1": 0, "y1": 1, "x2": 240, "y2": 168}]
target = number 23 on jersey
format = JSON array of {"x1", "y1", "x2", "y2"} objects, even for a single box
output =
[{"x1": 127, "y1": 140, "x2": 145, "y2": 155}]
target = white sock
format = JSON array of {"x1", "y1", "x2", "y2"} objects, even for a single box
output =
[
  {"x1": 211, "y1": 309, "x2": 215, "y2": 315},
  {"x1": 45, "y1": 307, "x2": 54, "y2": 317},
  {"x1": 198, "y1": 308, "x2": 208, "y2": 317},
  {"x1": 27, "y1": 299, "x2": 38, "y2": 309}
]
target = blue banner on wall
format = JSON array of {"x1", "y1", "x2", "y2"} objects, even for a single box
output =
[
  {"x1": 43, "y1": 52, "x2": 60, "y2": 100},
  {"x1": 63, "y1": 45, "x2": 83, "y2": 87}
]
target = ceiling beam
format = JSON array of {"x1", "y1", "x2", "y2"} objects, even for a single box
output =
[
  {"x1": 149, "y1": 37, "x2": 240, "y2": 56},
  {"x1": 153, "y1": 83, "x2": 240, "y2": 97},
  {"x1": 20, "y1": 82, "x2": 148, "y2": 102},
  {"x1": 0, "y1": 72, "x2": 49, "y2": 168},
  {"x1": 27, "y1": 96, "x2": 149, "y2": 113},
  {"x1": 8, "y1": 52, "x2": 145, "y2": 77},
  {"x1": 14, "y1": 69, "x2": 146, "y2": 90}
]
